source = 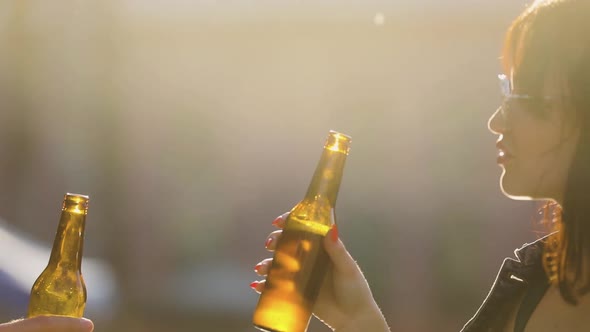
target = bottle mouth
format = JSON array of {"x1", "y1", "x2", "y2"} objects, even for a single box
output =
[
  {"x1": 62, "y1": 193, "x2": 90, "y2": 215},
  {"x1": 324, "y1": 130, "x2": 351, "y2": 155}
]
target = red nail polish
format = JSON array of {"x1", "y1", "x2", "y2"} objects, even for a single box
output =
[
  {"x1": 271, "y1": 217, "x2": 282, "y2": 226},
  {"x1": 250, "y1": 281, "x2": 259, "y2": 290},
  {"x1": 254, "y1": 264, "x2": 262, "y2": 273},
  {"x1": 265, "y1": 237, "x2": 273, "y2": 248},
  {"x1": 331, "y1": 224, "x2": 339, "y2": 243}
]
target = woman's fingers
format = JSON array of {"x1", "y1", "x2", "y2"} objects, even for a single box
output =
[
  {"x1": 264, "y1": 230, "x2": 282, "y2": 252},
  {"x1": 265, "y1": 212, "x2": 290, "y2": 251},
  {"x1": 271, "y1": 212, "x2": 289, "y2": 229},
  {"x1": 250, "y1": 212, "x2": 289, "y2": 294},
  {"x1": 254, "y1": 258, "x2": 273, "y2": 276},
  {"x1": 250, "y1": 280, "x2": 266, "y2": 294}
]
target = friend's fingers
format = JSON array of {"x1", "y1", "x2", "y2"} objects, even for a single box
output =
[
  {"x1": 250, "y1": 280, "x2": 266, "y2": 294},
  {"x1": 0, "y1": 316, "x2": 94, "y2": 332},
  {"x1": 254, "y1": 258, "x2": 273, "y2": 276},
  {"x1": 264, "y1": 230, "x2": 282, "y2": 251}
]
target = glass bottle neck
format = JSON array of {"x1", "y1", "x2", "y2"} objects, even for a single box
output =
[
  {"x1": 48, "y1": 211, "x2": 86, "y2": 269},
  {"x1": 303, "y1": 147, "x2": 348, "y2": 207}
]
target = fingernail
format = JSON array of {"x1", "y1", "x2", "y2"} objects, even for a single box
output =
[
  {"x1": 265, "y1": 237, "x2": 273, "y2": 248},
  {"x1": 330, "y1": 224, "x2": 339, "y2": 243},
  {"x1": 272, "y1": 216, "x2": 282, "y2": 226},
  {"x1": 254, "y1": 263, "x2": 262, "y2": 273},
  {"x1": 250, "y1": 281, "x2": 259, "y2": 290}
]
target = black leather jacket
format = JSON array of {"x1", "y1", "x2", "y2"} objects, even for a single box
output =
[{"x1": 461, "y1": 235, "x2": 550, "y2": 332}]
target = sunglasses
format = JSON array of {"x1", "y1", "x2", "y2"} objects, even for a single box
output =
[
  {"x1": 498, "y1": 74, "x2": 554, "y2": 119},
  {"x1": 498, "y1": 74, "x2": 554, "y2": 101}
]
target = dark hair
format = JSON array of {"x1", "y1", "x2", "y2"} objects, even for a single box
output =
[{"x1": 502, "y1": 0, "x2": 590, "y2": 304}]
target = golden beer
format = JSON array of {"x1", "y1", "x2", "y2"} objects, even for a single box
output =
[
  {"x1": 253, "y1": 131, "x2": 351, "y2": 332},
  {"x1": 27, "y1": 193, "x2": 89, "y2": 318}
]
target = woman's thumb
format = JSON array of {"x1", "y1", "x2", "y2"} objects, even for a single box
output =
[{"x1": 324, "y1": 225, "x2": 360, "y2": 276}]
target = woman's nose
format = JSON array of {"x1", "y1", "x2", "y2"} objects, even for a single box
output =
[{"x1": 488, "y1": 106, "x2": 506, "y2": 135}]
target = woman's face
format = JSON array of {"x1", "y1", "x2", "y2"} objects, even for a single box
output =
[{"x1": 488, "y1": 71, "x2": 580, "y2": 203}]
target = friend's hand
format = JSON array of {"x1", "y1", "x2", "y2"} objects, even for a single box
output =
[
  {"x1": 251, "y1": 213, "x2": 390, "y2": 332},
  {"x1": 0, "y1": 316, "x2": 94, "y2": 332}
]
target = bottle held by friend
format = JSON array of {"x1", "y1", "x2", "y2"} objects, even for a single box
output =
[{"x1": 28, "y1": 193, "x2": 89, "y2": 318}]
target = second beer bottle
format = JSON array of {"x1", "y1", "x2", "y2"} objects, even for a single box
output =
[
  {"x1": 27, "y1": 193, "x2": 89, "y2": 318},
  {"x1": 253, "y1": 130, "x2": 351, "y2": 332}
]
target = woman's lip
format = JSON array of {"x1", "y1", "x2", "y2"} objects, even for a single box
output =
[
  {"x1": 497, "y1": 150, "x2": 513, "y2": 164},
  {"x1": 495, "y1": 141, "x2": 513, "y2": 161},
  {"x1": 496, "y1": 141, "x2": 511, "y2": 153}
]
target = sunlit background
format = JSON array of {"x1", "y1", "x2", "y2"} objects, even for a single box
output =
[{"x1": 0, "y1": 1, "x2": 548, "y2": 331}]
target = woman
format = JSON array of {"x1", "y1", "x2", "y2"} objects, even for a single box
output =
[
  {"x1": 251, "y1": 0, "x2": 590, "y2": 330},
  {"x1": 0, "y1": 317, "x2": 93, "y2": 332}
]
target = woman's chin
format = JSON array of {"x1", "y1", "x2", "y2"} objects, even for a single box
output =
[
  {"x1": 499, "y1": 174, "x2": 535, "y2": 200},
  {"x1": 501, "y1": 190, "x2": 535, "y2": 201},
  {"x1": 500, "y1": 176, "x2": 553, "y2": 201}
]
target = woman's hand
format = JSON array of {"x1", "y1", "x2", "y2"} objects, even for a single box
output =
[
  {"x1": 251, "y1": 213, "x2": 390, "y2": 332},
  {"x1": 0, "y1": 316, "x2": 94, "y2": 332}
]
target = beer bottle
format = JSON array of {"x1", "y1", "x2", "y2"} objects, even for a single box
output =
[
  {"x1": 27, "y1": 193, "x2": 89, "y2": 318},
  {"x1": 253, "y1": 130, "x2": 351, "y2": 332}
]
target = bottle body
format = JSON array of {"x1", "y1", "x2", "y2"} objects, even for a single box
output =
[
  {"x1": 27, "y1": 193, "x2": 89, "y2": 318},
  {"x1": 253, "y1": 131, "x2": 350, "y2": 332},
  {"x1": 253, "y1": 211, "x2": 333, "y2": 332},
  {"x1": 27, "y1": 262, "x2": 87, "y2": 317}
]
